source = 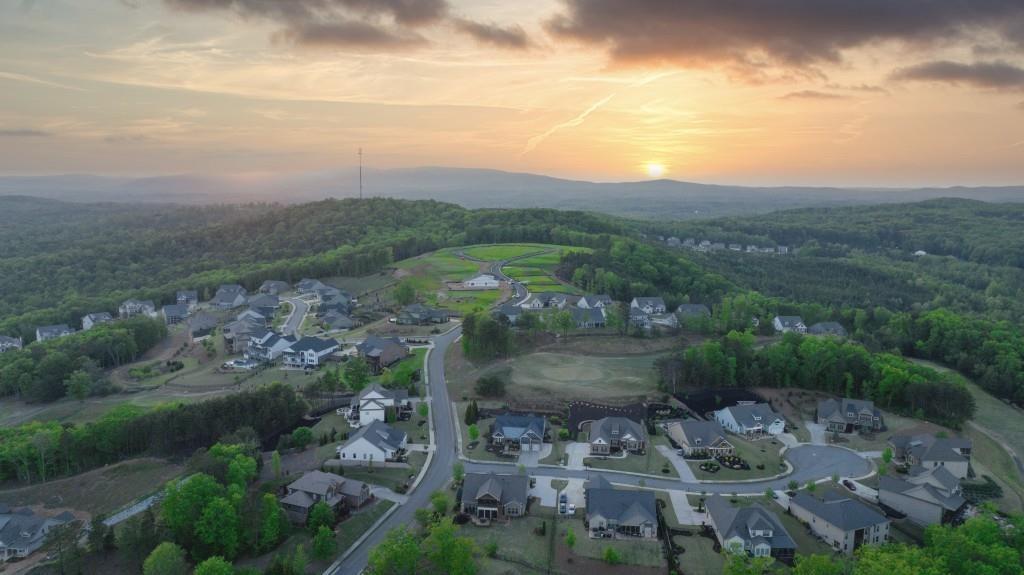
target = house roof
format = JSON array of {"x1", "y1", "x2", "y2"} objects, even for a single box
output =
[
  {"x1": 466, "y1": 274, "x2": 498, "y2": 283},
  {"x1": 706, "y1": 495, "x2": 796, "y2": 550},
  {"x1": 356, "y1": 335, "x2": 407, "y2": 359},
  {"x1": 632, "y1": 297, "x2": 665, "y2": 308},
  {"x1": 189, "y1": 312, "x2": 218, "y2": 332},
  {"x1": 247, "y1": 294, "x2": 279, "y2": 309},
  {"x1": 37, "y1": 324, "x2": 74, "y2": 338},
  {"x1": 461, "y1": 472, "x2": 529, "y2": 507},
  {"x1": 84, "y1": 312, "x2": 114, "y2": 323},
  {"x1": 162, "y1": 304, "x2": 189, "y2": 318},
  {"x1": 286, "y1": 336, "x2": 338, "y2": 354},
  {"x1": 808, "y1": 321, "x2": 848, "y2": 336},
  {"x1": 493, "y1": 414, "x2": 546, "y2": 440},
  {"x1": 790, "y1": 492, "x2": 888, "y2": 531},
  {"x1": 590, "y1": 416, "x2": 645, "y2": 445},
  {"x1": 176, "y1": 289, "x2": 198, "y2": 299},
  {"x1": 322, "y1": 311, "x2": 355, "y2": 329},
  {"x1": 495, "y1": 303, "x2": 521, "y2": 318},
  {"x1": 346, "y1": 420, "x2": 407, "y2": 452},
  {"x1": 890, "y1": 434, "x2": 971, "y2": 463},
  {"x1": 357, "y1": 383, "x2": 408, "y2": 403},
  {"x1": 213, "y1": 284, "x2": 246, "y2": 304},
  {"x1": 259, "y1": 280, "x2": 290, "y2": 293},
  {"x1": 880, "y1": 476, "x2": 965, "y2": 511},
  {"x1": 720, "y1": 403, "x2": 784, "y2": 429},
  {"x1": 674, "y1": 420, "x2": 729, "y2": 448},
  {"x1": 0, "y1": 507, "x2": 73, "y2": 551},
  {"x1": 817, "y1": 398, "x2": 879, "y2": 424},
  {"x1": 676, "y1": 303, "x2": 711, "y2": 317},
  {"x1": 287, "y1": 470, "x2": 345, "y2": 497},
  {"x1": 570, "y1": 307, "x2": 605, "y2": 324},
  {"x1": 908, "y1": 465, "x2": 960, "y2": 492},
  {"x1": 580, "y1": 294, "x2": 613, "y2": 307},
  {"x1": 121, "y1": 298, "x2": 156, "y2": 309},
  {"x1": 0, "y1": 335, "x2": 21, "y2": 347},
  {"x1": 585, "y1": 476, "x2": 657, "y2": 527},
  {"x1": 774, "y1": 315, "x2": 805, "y2": 328}
]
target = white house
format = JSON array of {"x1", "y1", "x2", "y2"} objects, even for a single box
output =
[
  {"x1": 351, "y1": 384, "x2": 409, "y2": 424},
  {"x1": 464, "y1": 274, "x2": 500, "y2": 289},
  {"x1": 0, "y1": 336, "x2": 23, "y2": 353},
  {"x1": 336, "y1": 421, "x2": 408, "y2": 463},
  {"x1": 82, "y1": 312, "x2": 114, "y2": 331},
  {"x1": 35, "y1": 324, "x2": 75, "y2": 342},
  {"x1": 772, "y1": 315, "x2": 806, "y2": 334},
  {"x1": 118, "y1": 299, "x2": 158, "y2": 319},
  {"x1": 283, "y1": 337, "x2": 339, "y2": 368},
  {"x1": 246, "y1": 332, "x2": 296, "y2": 363},
  {"x1": 715, "y1": 403, "x2": 786, "y2": 436},
  {"x1": 577, "y1": 294, "x2": 613, "y2": 309},
  {"x1": 0, "y1": 507, "x2": 75, "y2": 562},
  {"x1": 630, "y1": 297, "x2": 666, "y2": 314}
]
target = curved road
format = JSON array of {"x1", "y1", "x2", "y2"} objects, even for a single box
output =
[{"x1": 328, "y1": 261, "x2": 871, "y2": 574}]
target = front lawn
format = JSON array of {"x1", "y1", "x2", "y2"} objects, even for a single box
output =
[
  {"x1": 585, "y1": 435, "x2": 678, "y2": 478},
  {"x1": 689, "y1": 435, "x2": 786, "y2": 481},
  {"x1": 457, "y1": 402, "x2": 514, "y2": 463}
]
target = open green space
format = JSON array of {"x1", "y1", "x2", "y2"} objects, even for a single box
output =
[
  {"x1": 434, "y1": 289, "x2": 505, "y2": 315},
  {"x1": 457, "y1": 514, "x2": 554, "y2": 573},
  {"x1": 341, "y1": 450, "x2": 426, "y2": 491},
  {"x1": 462, "y1": 243, "x2": 555, "y2": 261},
  {"x1": 321, "y1": 273, "x2": 397, "y2": 297},
  {"x1": 689, "y1": 435, "x2": 787, "y2": 481}
]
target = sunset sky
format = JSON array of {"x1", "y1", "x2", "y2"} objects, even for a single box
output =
[{"x1": 2, "y1": 0, "x2": 1024, "y2": 185}]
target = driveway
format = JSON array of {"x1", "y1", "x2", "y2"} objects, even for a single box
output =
[
  {"x1": 655, "y1": 445, "x2": 697, "y2": 482},
  {"x1": 667, "y1": 490, "x2": 705, "y2": 526},
  {"x1": 530, "y1": 476, "x2": 586, "y2": 508},
  {"x1": 776, "y1": 432, "x2": 800, "y2": 449},
  {"x1": 847, "y1": 479, "x2": 879, "y2": 503},
  {"x1": 565, "y1": 443, "x2": 590, "y2": 470},
  {"x1": 518, "y1": 447, "x2": 544, "y2": 468},
  {"x1": 370, "y1": 487, "x2": 409, "y2": 505},
  {"x1": 805, "y1": 422, "x2": 828, "y2": 445}
]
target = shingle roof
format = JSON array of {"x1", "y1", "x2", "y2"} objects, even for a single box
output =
[
  {"x1": 706, "y1": 495, "x2": 796, "y2": 550},
  {"x1": 346, "y1": 420, "x2": 408, "y2": 452},
  {"x1": 720, "y1": 403, "x2": 784, "y2": 429},
  {"x1": 287, "y1": 470, "x2": 345, "y2": 497},
  {"x1": 493, "y1": 414, "x2": 546, "y2": 441},
  {"x1": 676, "y1": 303, "x2": 711, "y2": 317},
  {"x1": 286, "y1": 336, "x2": 338, "y2": 354},
  {"x1": 632, "y1": 297, "x2": 665, "y2": 308},
  {"x1": 790, "y1": 492, "x2": 888, "y2": 531},
  {"x1": 817, "y1": 398, "x2": 879, "y2": 424},
  {"x1": 580, "y1": 294, "x2": 613, "y2": 307},
  {"x1": 890, "y1": 434, "x2": 971, "y2": 463},
  {"x1": 570, "y1": 306, "x2": 605, "y2": 325},
  {"x1": 162, "y1": 304, "x2": 189, "y2": 318},
  {"x1": 774, "y1": 315, "x2": 804, "y2": 328},
  {"x1": 674, "y1": 420, "x2": 729, "y2": 448},
  {"x1": 590, "y1": 416, "x2": 645, "y2": 445},
  {"x1": 585, "y1": 476, "x2": 657, "y2": 527},
  {"x1": 808, "y1": 322, "x2": 848, "y2": 336},
  {"x1": 461, "y1": 472, "x2": 529, "y2": 507},
  {"x1": 880, "y1": 476, "x2": 965, "y2": 511}
]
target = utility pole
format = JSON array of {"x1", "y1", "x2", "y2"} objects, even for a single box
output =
[{"x1": 358, "y1": 148, "x2": 363, "y2": 200}]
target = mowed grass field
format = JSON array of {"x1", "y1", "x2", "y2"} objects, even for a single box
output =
[{"x1": 461, "y1": 243, "x2": 557, "y2": 261}]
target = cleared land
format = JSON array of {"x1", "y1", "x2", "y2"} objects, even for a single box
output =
[
  {"x1": 462, "y1": 243, "x2": 560, "y2": 261},
  {"x1": 393, "y1": 249, "x2": 505, "y2": 315}
]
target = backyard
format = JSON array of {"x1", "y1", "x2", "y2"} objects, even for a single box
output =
[
  {"x1": 340, "y1": 450, "x2": 427, "y2": 492},
  {"x1": 457, "y1": 513, "x2": 555, "y2": 574}
]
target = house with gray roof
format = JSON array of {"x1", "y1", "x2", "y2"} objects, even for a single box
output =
[
  {"x1": 570, "y1": 306, "x2": 606, "y2": 329},
  {"x1": 246, "y1": 331, "x2": 295, "y2": 363},
  {"x1": 0, "y1": 505, "x2": 75, "y2": 562},
  {"x1": 808, "y1": 321, "x2": 848, "y2": 337},
  {"x1": 211, "y1": 284, "x2": 248, "y2": 309},
  {"x1": 279, "y1": 471, "x2": 369, "y2": 523},
  {"x1": 246, "y1": 293, "x2": 280, "y2": 316},
  {"x1": 772, "y1": 315, "x2": 806, "y2": 334},
  {"x1": 336, "y1": 420, "x2": 408, "y2": 463},
  {"x1": 520, "y1": 292, "x2": 576, "y2": 310},
  {"x1": 888, "y1": 433, "x2": 971, "y2": 479},
  {"x1": 352, "y1": 384, "x2": 409, "y2": 425},
  {"x1": 118, "y1": 298, "x2": 157, "y2": 319},
  {"x1": 676, "y1": 303, "x2": 711, "y2": 318},
  {"x1": 162, "y1": 304, "x2": 190, "y2": 325},
  {"x1": 629, "y1": 306, "x2": 651, "y2": 328},
  {"x1": 491, "y1": 414, "x2": 546, "y2": 453},
  {"x1": 188, "y1": 312, "x2": 218, "y2": 342},
  {"x1": 577, "y1": 294, "x2": 613, "y2": 309},
  {"x1": 715, "y1": 403, "x2": 786, "y2": 436},
  {"x1": 878, "y1": 467, "x2": 966, "y2": 526},
  {"x1": 630, "y1": 297, "x2": 666, "y2": 314},
  {"x1": 176, "y1": 290, "x2": 199, "y2": 307},
  {"x1": 589, "y1": 416, "x2": 646, "y2": 455},
  {"x1": 258, "y1": 280, "x2": 290, "y2": 295},
  {"x1": 321, "y1": 311, "x2": 356, "y2": 332},
  {"x1": 0, "y1": 336, "x2": 22, "y2": 353},
  {"x1": 35, "y1": 324, "x2": 75, "y2": 342},
  {"x1": 816, "y1": 398, "x2": 883, "y2": 433},
  {"x1": 585, "y1": 475, "x2": 657, "y2": 539},
  {"x1": 666, "y1": 420, "x2": 734, "y2": 457},
  {"x1": 356, "y1": 335, "x2": 409, "y2": 374},
  {"x1": 396, "y1": 303, "x2": 450, "y2": 325},
  {"x1": 706, "y1": 494, "x2": 796, "y2": 561},
  {"x1": 789, "y1": 491, "x2": 889, "y2": 554},
  {"x1": 460, "y1": 472, "x2": 529, "y2": 520},
  {"x1": 82, "y1": 312, "x2": 114, "y2": 330},
  {"x1": 493, "y1": 303, "x2": 522, "y2": 325},
  {"x1": 283, "y1": 336, "x2": 339, "y2": 368},
  {"x1": 222, "y1": 317, "x2": 266, "y2": 354}
]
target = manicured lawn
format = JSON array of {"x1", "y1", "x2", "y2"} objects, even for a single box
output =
[
  {"x1": 394, "y1": 249, "x2": 481, "y2": 282},
  {"x1": 457, "y1": 402, "x2": 511, "y2": 463},
  {"x1": 457, "y1": 515, "x2": 554, "y2": 573},
  {"x1": 585, "y1": 436, "x2": 678, "y2": 478},
  {"x1": 336, "y1": 499, "x2": 395, "y2": 551},
  {"x1": 540, "y1": 425, "x2": 569, "y2": 465},
  {"x1": 462, "y1": 243, "x2": 556, "y2": 261},
  {"x1": 672, "y1": 534, "x2": 723, "y2": 575},
  {"x1": 392, "y1": 411, "x2": 431, "y2": 444},
  {"x1": 342, "y1": 450, "x2": 426, "y2": 491},
  {"x1": 565, "y1": 519, "x2": 665, "y2": 567},
  {"x1": 690, "y1": 436, "x2": 787, "y2": 481},
  {"x1": 432, "y1": 289, "x2": 504, "y2": 315},
  {"x1": 313, "y1": 413, "x2": 353, "y2": 461}
]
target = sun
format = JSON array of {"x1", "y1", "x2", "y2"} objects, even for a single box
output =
[{"x1": 645, "y1": 162, "x2": 666, "y2": 178}]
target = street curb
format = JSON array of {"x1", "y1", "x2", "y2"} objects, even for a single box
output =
[{"x1": 325, "y1": 502, "x2": 399, "y2": 572}]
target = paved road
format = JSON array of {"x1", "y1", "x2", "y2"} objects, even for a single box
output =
[{"x1": 281, "y1": 297, "x2": 309, "y2": 337}]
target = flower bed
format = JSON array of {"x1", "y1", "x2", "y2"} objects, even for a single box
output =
[
  {"x1": 716, "y1": 455, "x2": 750, "y2": 470},
  {"x1": 699, "y1": 461, "x2": 720, "y2": 473}
]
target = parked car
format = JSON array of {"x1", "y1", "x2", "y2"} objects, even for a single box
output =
[
  {"x1": 842, "y1": 480, "x2": 856, "y2": 491},
  {"x1": 568, "y1": 503, "x2": 576, "y2": 513},
  {"x1": 559, "y1": 493, "x2": 568, "y2": 515}
]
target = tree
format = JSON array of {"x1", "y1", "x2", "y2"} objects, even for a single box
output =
[
  {"x1": 793, "y1": 554, "x2": 844, "y2": 575},
  {"x1": 227, "y1": 453, "x2": 257, "y2": 487},
  {"x1": 724, "y1": 554, "x2": 775, "y2": 575},
  {"x1": 291, "y1": 426, "x2": 314, "y2": 449},
  {"x1": 394, "y1": 280, "x2": 417, "y2": 306},
  {"x1": 308, "y1": 501, "x2": 336, "y2": 532},
  {"x1": 368, "y1": 527, "x2": 420, "y2": 575},
  {"x1": 271, "y1": 450, "x2": 282, "y2": 479},
  {"x1": 421, "y1": 520, "x2": 477, "y2": 575},
  {"x1": 313, "y1": 525, "x2": 337, "y2": 560},
  {"x1": 414, "y1": 507, "x2": 434, "y2": 528},
  {"x1": 474, "y1": 376, "x2": 506, "y2": 397},
  {"x1": 44, "y1": 520, "x2": 83, "y2": 575},
  {"x1": 162, "y1": 474, "x2": 224, "y2": 550},
  {"x1": 464, "y1": 401, "x2": 479, "y2": 425},
  {"x1": 64, "y1": 370, "x2": 91, "y2": 402},
  {"x1": 87, "y1": 515, "x2": 112, "y2": 553},
  {"x1": 344, "y1": 357, "x2": 371, "y2": 392},
  {"x1": 452, "y1": 462, "x2": 464, "y2": 484},
  {"x1": 259, "y1": 493, "x2": 286, "y2": 551},
  {"x1": 195, "y1": 496, "x2": 241, "y2": 560},
  {"x1": 143, "y1": 542, "x2": 189, "y2": 575},
  {"x1": 551, "y1": 310, "x2": 574, "y2": 338},
  {"x1": 806, "y1": 480, "x2": 817, "y2": 493},
  {"x1": 468, "y1": 424, "x2": 479, "y2": 442},
  {"x1": 603, "y1": 547, "x2": 620, "y2": 565},
  {"x1": 430, "y1": 491, "x2": 449, "y2": 516},
  {"x1": 193, "y1": 556, "x2": 235, "y2": 575},
  {"x1": 787, "y1": 480, "x2": 799, "y2": 491},
  {"x1": 882, "y1": 447, "x2": 893, "y2": 465},
  {"x1": 118, "y1": 509, "x2": 159, "y2": 569},
  {"x1": 565, "y1": 527, "x2": 576, "y2": 550},
  {"x1": 291, "y1": 544, "x2": 308, "y2": 574}
]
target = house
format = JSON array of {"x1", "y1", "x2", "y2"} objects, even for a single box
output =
[
  {"x1": 878, "y1": 466, "x2": 965, "y2": 526},
  {"x1": 589, "y1": 416, "x2": 646, "y2": 455},
  {"x1": 396, "y1": 304, "x2": 450, "y2": 325},
  {"x1": 577, "y1": 294, "x2": 613, "y2": 309},
  {"x1": 211, "y1": 284, "x2": 248, "y2": 309},
  {"x1": 808, "y1": 322, "x2": 848, "y2": 337},
  {"x1": 176, "y1": 290, "x2": 199, "y2": 307},
  {"x1": 336, "y1": 420, "x2": 408, "y2": 463},
  {"x1": 789, "y1": 491, "x2": 889, "y2": 554},
  {"x1": 667, "y1": 237, "x2": 681, "y2": 247},
  {"x1": 584, "y1": 475, "x2": 657, "y2": 539},
  {"x1": 296, "y1": 278, "x2": 329, "y2": 294},
  {"x1": 715, "y1": 403, "x2": 786, "y2": 437},
  {"x1": 520, "y1": 292, "x2": 575, "y2": 309},
  {"x1": 36, "y1": 324, "x2": 74, "y2": 342},
  {"x1": 650, "y1": 313, "x2": 679, "y2": 329},
  {"x1": 888, "y1": 434, "x2": 971, "y2": 480},
  {"x1": 321, "y1": 311, "x2": 356, "y2": 332},
  {"x1": 629, "y1": 307, "x2": 651, "y2": 328},
  {"x1": 318, "y1": 294, "x2": 353, "y2": 317},
  {"x1": 570, "y1": 307, "x2": 606, "y2": 329},
  {"x1": 283, "y1": 337, "x2": 339, "y2": 368},
  {"x1": 162, "y1": 304, "x2": 190, "y2": 325},
  {"x1": 772, "y1": 315, "x2": 806, "y2": 334},
  {"x1": 235, "y1": 309, "x2": 268, "y2": 326},
  {"x1": 676, "y1": 303, "x2": 711, "y2": 318},
  {"x1": 222, "y1": 319, "x2": 266, "y2": 354},
  {"x1": 118, "y1": 299, "x2": 157, "y2": 319},
  {"x1": 630, "y1": 297, "x2": 666, "y2": 314},
  {"x1": 188, "y1": 312, "x2": 218, "y2": 342},
  {"x1": 666, "y1": 420, "x2": 734, "y2": 457},
  {"x1": 493, "y1": 303, "x2": 522, "y2": 325},
  {"x1": 0, "y1": 336, "x2": 23, "y2": 353},
  {"x1": 258, "y1": 280, "x2": 290, "y2": 295},
  {"x1": 246, "y1": 331, "x2": 296, "y2": 363},
  {"x1": 816, "y1": 398, "x2": 883, "y2": 433},
  {"x1": 246, "y1": 294, "x2": 280, "y2": 317},
  {"x1": 279, "y1": 471, "x2": 369, "y2": 523},
  {"x1": 352, "y1": 384, "x2": 409, "y2": 424},
  {"x1": 706, "y1": 494, "x2": 796, "y2": 561},
  {"x1": 356, "y1": 335, "x2": 409, "y2": 374},
  {"x1": 296, "y1": 279, "x2": 348, "y2": 303},
  {"x1": 464, "y1": 274, "x2": 500, "y2": 289},
  {"x1": 460, "y1": 472, "x2": 529, "y2": 520},
  {"x1": 491, "y1": 414, "x2": 546, "y2": 453},
  {"x1": 82, "y1": 312, "x2": 114, "y2": 330},
  {"x1": 0, "y1": 506, "x2": 75, "y2": 562}
]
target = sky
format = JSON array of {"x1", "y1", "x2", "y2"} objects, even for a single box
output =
[{"x1": 2, "y1": 0, "x2": 1024, "y2": 186}]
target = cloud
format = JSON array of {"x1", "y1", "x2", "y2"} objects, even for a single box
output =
[
  {"x1": 165, "y1": 0, "x2": 446, "y2": 49},
  {"x1": 453, "y1": 18, "x2": 530, "y2": 49},
  {"x1": 891, "y1": 60, "x2": 1024, "y2": 89},
  {"x1": 546, "y1": 0, "x2": 1024, "y2": 73},
  {"x1": 0, "y1": 129, "x2": 52, "y2": 137},
  {"x1": 522, "y1": 94, "x2": 614, "y2": 154},
  {"x1": 0, "y1": 71, "x2": 84, "y2": 91},
  {"x1": 780, "y1": 90, "x2": 849, "y2": 100}
]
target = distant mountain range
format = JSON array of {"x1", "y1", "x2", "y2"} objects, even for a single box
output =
[{"x1": 1, "y1": 167, "x2": 1022, "y2": 219}]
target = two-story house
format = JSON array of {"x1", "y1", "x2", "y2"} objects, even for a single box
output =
[
  {"x1": 0, "y1": 506, "x2": 75, "y2": 562},
  {"x1": 789, "y1": 492, "x2": 889, "y2": 554},
  {"x1": 351, "y1": 384, "x2": 409, "y2": 425},
  {"x1": 772, "y1": 315, "x2": 806, "y2": 334},
  {"x1": 0, "y1": 336, "x2": 23, "y2": 353},
  {"x1": 119, "y1": 299, "x2": 158, "y2": 319},
  {"x1": 666, "y1": 420, "x2": 735, "y2": 457},
  {"x1": 816, "y1": 398, "x2": 883, "y2": 433},
  {"x1": 878, "y1": 466, "x2": 966, "y2": 526},
  {"x1": 630, "y1": 297, "x2": 666, "y2": 314},
  {"x1": 460, "y1": 472, "x2": 529, "y2": 521},
  {"x1": 246, "y1": 331, "x2": 296, "y2": 363},
  {"x1": 491, "y1": 414, "x2": 546, "y2": 453},
  {"x1": 282, "y1": 337, "x2": 339, "y2": 368},
  {"x1": 176, "y1": 290, "x2": 199, "y2": 307},
  {"x1": 888, "y1": 433, "x2": 971, "y2": 480},
  {"x1": 35, "y1": 324, "x2": 75, "y2": 342},
  {"x1": 588, "y1": 416, "x2": 646, "y2": 455},
  {"x1": 279, "y1": 471, "x2": 370, "y2": 523},
  {"x1": 336, "y1": 420, "x2": 408, "y2": 463},
  {"x1": 355, "y1": 336, "x2": 409, "y2": 374},
  {"x1": 211, "y1": 284, "x2": 248, "y2": 310},
  {"x1": 577, "y1": 294, "x2": 613, "y2": 309},
  {"x1": 162, "y1": 304, "x2": 190, "y2": 325},
  {"x1": 82, "y1": 312, "x2": 114, "y2": 331},
  {"x1": 706, "y1": 494, "x2": 796, "y2": 561}
]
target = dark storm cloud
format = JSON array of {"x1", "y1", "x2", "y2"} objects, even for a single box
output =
[
  {"x1": 779, "y1": 90, "x2": 848, "y2": 100},
  {"x1": 452, "y1": 18, "x2": 530, "y2": 49},
  {"x1": 546, "y1": 0, "x2": 1024, "y2": 71},
  {"x1": 0, "y1": 129, "x2": 51, "y2": 137},
  {"x1": 274, "y1": 19, "x2": 426, "y2": 49},
  {"x1": 891, "y1": 60, "x2": 1024, "y2": 89}
]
